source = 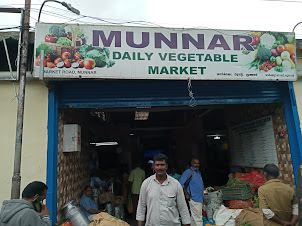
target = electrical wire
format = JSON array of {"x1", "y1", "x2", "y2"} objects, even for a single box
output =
[
  {"x1": 19, "y1": 3, "x2": 247, "y2": 35},
  {"x1": 2, "y1": 2, "x2": 298, "y2": 36},
  {"x1": 30, "y1": 8, "x2": 81, "y2": 21},
  {"x1": 0, "y1": 26, "x2": 21, "y2": 31}
]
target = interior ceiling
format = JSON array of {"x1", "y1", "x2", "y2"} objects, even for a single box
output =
[{"x1": 87, "y1": 105, "x2": 226, "y2": 141}]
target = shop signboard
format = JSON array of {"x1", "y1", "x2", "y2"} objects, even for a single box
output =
[{"x1": 34, "y1": 23, "x2": 297, "y2": 81}]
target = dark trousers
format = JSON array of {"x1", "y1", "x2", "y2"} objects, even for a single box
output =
[{"x1": 132, "y1": 194, "x2": 139, "y2": 219}]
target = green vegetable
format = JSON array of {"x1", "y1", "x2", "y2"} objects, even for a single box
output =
[
  {"x1": 249, "y1": 58, "x2": 261, "y2": 69},
  {"x1": 275, "y1": 66, "x2": 284, "y2": 72},
  {"x1": 226, "y1": 178, "x2": 250, "y2": 188},
  {"x1": 80, "y1": 44, "x2": 101, "y2": 58},
  {"x1": 80, "y1": 44, "x2": 115, "y2": 68},
  {"x1": 106, "y1": 60, "x2": 115, "y2": 68},
  {"x1": 74, "y1": 27, "x2": 84, "y2": 38},
  {"x1": 56, "y1": 37, "x2": 72, "y2": 46},
  {"x1": 287, "y1": 34, "x2": 295, "y2": 44},
  {"x1": 36, "y1": 43, "x2": 50, "y2": 56},
  {"x1": 252, "y1": 195, "x2": 259, "y2": 208},
  {"x1": 276, "y1": 33, "x2": 287, "y2": 45},
  {"x1": 86, "y1": 49, "x2": 107, "y2": 67},
  {"x1": 49, "y1": 25, "x2": 66, "y2": 38},
  {"x1": 270, "y1": 56, "x2": 276, "y2": 62},
  {"x1": 257, "y1": 47, "x2": 272, "y2": 61},
  {"x1": 276, "y1": 56, "x2": 282, "y2": 66}
]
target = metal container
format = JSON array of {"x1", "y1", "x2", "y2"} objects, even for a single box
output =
[
  {"x1": 114, "y1": 205, "x2": 124, "y2": 220},
  {"x1": 105, "y1": 202, "x2": 114, "y2": 216},
  {"x1": 61, "y1": 200, "x2": 90, "y2": 226}
]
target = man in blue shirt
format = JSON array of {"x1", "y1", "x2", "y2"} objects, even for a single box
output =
[
  {"x1": 179, "y1": 158, "x2": 204, "y2": 226},
  {"x1": 80, "y1": 186, "x2": 101, "y2": 221}
]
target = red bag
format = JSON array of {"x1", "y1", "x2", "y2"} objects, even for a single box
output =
[
  {"x1": 227, "y1": 198, "x2": 253, "y2": 209},
  {"x1": 250, "y1": 171, "x2": 266, "y2": 192},
  {"x1": 233, "y1": 171, "x2": 266, "y2": 193},
  {"x1": 233, "y1": 173, "x2": 253, "y2": 184}
]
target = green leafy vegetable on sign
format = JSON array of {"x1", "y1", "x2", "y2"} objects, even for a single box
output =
[
  {"x1": 56, "y1": 37, "x2": 72, "y2": 46},
  {"x1": 36, "y1": 43, "x2": 50, "y2": 56},
  {"x1": 49, "y1": 25, "x2": 66, "y2": 38},
  {"x1": 80, "y1": 44, "x2": 115, "y2": 68}
]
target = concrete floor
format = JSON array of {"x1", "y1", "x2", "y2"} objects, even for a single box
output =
[{"x1": 124, "y1": 218, "x2": 137, "y2": 226}]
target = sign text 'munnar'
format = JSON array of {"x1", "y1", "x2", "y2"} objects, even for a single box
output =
[{"x1": 93, "y1": 30, "x2": 254, "y2": 51}]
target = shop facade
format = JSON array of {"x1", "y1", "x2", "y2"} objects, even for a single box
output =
[
  {"x1": 35, "y1": 24, "x2": 301, "y2": 222},
  {"x1": 1, "y1": 25, "x2": 302, "y2": 224},
  {"x1": 45, "y1": 79, "x2": 302, "y2": 222}
]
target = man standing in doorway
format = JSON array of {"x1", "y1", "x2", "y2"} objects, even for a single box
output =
[
  {"x1": 128, "y1": 161, "x2": 145, "y2": 220},
  {"x1": 258, "y1": 164, "x2": 298, "y2": 226},
  {"x1": 136, "y1": 153, "x2": 190, "y2": 225},
  {"x1": 179, "y1": 158, "x2": 204, "y2": 226}
]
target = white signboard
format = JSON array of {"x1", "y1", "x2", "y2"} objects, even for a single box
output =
[
  {"x1": 230, "y1": 116, "x2": 278, "y2": 168},
  {"x1": 34, "y1": 23, "x2": 297, "y2": 81}
]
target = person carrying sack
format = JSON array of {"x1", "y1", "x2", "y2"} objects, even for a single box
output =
[{"x1": 179, "y1": 158, "x2": 204, "y2": 226}]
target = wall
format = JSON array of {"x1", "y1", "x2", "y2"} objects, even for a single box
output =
[
  {"x1": 56, "y1": 109, "x2": 90, "y2": 220},
  {"x1": 294, "y1": 40, "x2": 302, "y2": 132},
  {"x1": 293, "y1": 78, "x2": 302, "y2": 131},
  {"x1": 0, "y1": 81, "x2": 48, "y2": 206},
  {"x1": 225, "y1": 103, "x2": 295, "y2": 188}
]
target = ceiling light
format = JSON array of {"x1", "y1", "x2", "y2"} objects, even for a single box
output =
[
  {"x1": 90, "y1": 142, "x2": 118, "y2": 146},
  {"x1": 130, "y1": 133, "x2": 134, "y2": 136},
  {"x1": 135, "y1": 111, "x2": 149, "y2": 120},
  {"x1": 206, "y1": 134, "x2": 226, "y2": 137},
  {"x1": 214, "y1": 136, "x2": 221, "y2": 140}
]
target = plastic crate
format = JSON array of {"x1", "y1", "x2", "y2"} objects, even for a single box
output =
[{"x1": 221, "y1": 184, "x2": 253, "y2": 200}]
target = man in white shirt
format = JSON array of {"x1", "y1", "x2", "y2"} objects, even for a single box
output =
[{"x1": 136, "y1": 153, "x2": 190, "y2": 226}]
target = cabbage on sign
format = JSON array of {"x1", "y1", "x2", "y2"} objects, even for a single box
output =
[{"x1": 34, "y1": 23, "x2": 296, "y2": 81}]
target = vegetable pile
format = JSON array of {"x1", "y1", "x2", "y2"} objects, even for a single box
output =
[
  {"x1": 243, "y1": 32, "x2": 296, "y2": 72},
  {"x1": 226, "y1": 178, "x2": 250, "y2": 188},
  {"x1": 80, "y1": 44, "x2": 115, "y2": 68},
  {"x1": 252, "y1": 195, "x2": 259, "y2": 208},
  {"x1": 44, "y1": 25, "x2": 86, "y2": 46},
  {"x1": 36, "y1": 25, "x2": 115, "y2": 70},
  {"x1": 35, "y1": 44, "x2": 115, "y2": 70}
]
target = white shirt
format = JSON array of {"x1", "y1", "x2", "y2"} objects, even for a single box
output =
[
  {"x1": 262, "y1": 204, "x2": 298, "y2": 219},
  {"x1": 136, "y1": 174, "x2": 191, "y2": 226}
]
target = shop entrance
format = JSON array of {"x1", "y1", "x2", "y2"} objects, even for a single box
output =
[
  {"x1": 55, "y1": 103, "x2": 294, "y2": 223},
  {"x1": 46, "y1": 80, "x2": 302, "y2": 223}
]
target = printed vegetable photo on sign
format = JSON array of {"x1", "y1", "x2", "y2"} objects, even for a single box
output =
[
  {"x1": 240, "y1": 32, "x2": 295, "y2": 73},
  {"x1": 35, "y1": 25, "x2": 115, "y2": 70}
]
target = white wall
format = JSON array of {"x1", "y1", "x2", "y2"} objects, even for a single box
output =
[
  {"x1": 294, "y1": 78, "x2": 302, "y2": 131},
  {"x1": 0, "y1": 81, "x2": 48, "y2": 206}
]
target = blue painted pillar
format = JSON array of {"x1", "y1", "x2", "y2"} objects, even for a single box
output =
[
  {"x1": 46, "y1": 88, "x2": 58, "y2": 224},
  {"x1": 283, "y1": 82, "x2": 302, "y2": 187}
]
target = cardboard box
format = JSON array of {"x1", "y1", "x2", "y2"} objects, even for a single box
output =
[
  {"x1": 114, "y1": 196, "x2": 124, "y2": 205},
  {"x1": 99, "y1": 192, "x2": 115, "y2": 204}
]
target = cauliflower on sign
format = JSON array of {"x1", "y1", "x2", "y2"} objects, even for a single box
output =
[{"x1": 260, "y1": 33, "x2": 276, "y2": 49}]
